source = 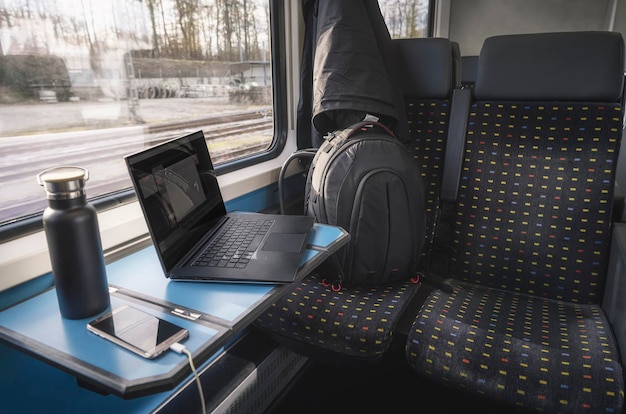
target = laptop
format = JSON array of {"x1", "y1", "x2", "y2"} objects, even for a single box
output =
[{"x1": 124, "y1": 130, "x2": 315, "y2": 284}]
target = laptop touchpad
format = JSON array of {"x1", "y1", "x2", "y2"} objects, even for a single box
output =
[{"x1": 262, "y1": 233, "x2": 307, "y2": 253}]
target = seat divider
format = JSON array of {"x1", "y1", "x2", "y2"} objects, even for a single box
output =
[{"x1": 440, "y1": 87, "x2": 472, "y2": 203}]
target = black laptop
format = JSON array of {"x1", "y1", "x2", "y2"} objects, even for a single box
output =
[{"x1": 124, "y1": 130, "x2": 315, "y2": 284}]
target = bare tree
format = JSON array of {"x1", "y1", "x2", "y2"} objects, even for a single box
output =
[
  {"x1": 175, "y1": 0, "x2": 203, "y2": 59},
  {"x1": 146, "y1": 0, "x2": 161, "y2": 56},
  {"x1": 379, "y1": 0, "x2": 429, "y2": 39}
]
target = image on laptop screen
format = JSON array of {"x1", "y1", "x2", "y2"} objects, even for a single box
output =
[{"x1": 129, "y1": 132, "x2": 227, "y2": 273}]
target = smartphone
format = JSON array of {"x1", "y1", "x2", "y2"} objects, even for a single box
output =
[{"x1": 87, "y1": 305, "x2": 189, "y2": 359}]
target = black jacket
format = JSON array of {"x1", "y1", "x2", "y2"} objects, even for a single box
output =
[{"x1": 298, "y1": 0, "x2": 407, "y2": 147}]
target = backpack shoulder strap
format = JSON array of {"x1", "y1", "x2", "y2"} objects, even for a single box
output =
[{"x1": 327, "y1": 120, "x2": 396, "y2": 144}]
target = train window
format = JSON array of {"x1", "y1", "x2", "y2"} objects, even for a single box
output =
[
  {"x1": 379, "y1": 0, "x2": 432, "y2": 39},
  {"x1": 0, "y1": 0, "x2": 279, "y2": 236}
]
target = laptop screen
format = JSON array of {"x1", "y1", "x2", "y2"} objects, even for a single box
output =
[{"x1": 126, "y1": 131, "x2": 227, "y2": 272}]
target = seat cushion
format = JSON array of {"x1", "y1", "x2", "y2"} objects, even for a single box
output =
[
  {"x1": 406, "y1": 282, "x2": 624, "y2": 413},
  {"x1": 255, "y1": 273, "x2": 421, "y2": 362}
]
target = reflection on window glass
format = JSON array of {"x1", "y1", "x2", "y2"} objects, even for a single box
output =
[{"x1": 0, "y1": 0, "x2": 273, "y2": 226}]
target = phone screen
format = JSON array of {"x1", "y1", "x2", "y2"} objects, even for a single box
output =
[{"x1": 87, "y1": 305, "x2": 189, "y2": 358}]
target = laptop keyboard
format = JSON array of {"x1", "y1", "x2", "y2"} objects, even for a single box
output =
[{"x1": 192, "y1": 218, "x2": 274, "y2": 268}]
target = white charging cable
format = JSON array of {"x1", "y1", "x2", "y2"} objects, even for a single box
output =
[{"x1": 171, "y1": 343, "x2": 206, "y2": 413}]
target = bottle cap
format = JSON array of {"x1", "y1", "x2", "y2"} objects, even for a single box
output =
[{"x1": 37, "y1": 166, "x2": 89, "y2": 200}]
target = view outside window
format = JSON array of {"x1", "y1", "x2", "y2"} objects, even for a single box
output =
[
  {"x1": 0, "y1": 0, "x2": 430, "y2": 230},
  {"x1": 379, "y1": 0, "x2": 430, "y2": 39},
  {"x1": 0, "y1": 0, "x2": 273, "y2": 226}
]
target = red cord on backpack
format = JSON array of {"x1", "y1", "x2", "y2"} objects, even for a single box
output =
[{"x1": 321, "y1": 277, "x2": 342, "y2": 292}]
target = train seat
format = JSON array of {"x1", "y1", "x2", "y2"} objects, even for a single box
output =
[
  {"x1": 253, "y1": 37, "x2": 459, "y2": 363},
  {"x1": 405, "y1": 31, "x2": 625, "y2": 413},
  {"x1": 397, "y1": 37, "x2": 461, "y2": 278}
]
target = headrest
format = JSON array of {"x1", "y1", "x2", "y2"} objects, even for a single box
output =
[
  {"x1": 474, "y1": 31, "x2": 625, "y2": 101},
  {"x1": 394, "y1": 37, "x2": 459, "y2": 99}
]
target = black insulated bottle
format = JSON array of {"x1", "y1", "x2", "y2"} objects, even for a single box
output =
[{"x1": 38, "y1": 166, "x2": 110, "y2": 319}]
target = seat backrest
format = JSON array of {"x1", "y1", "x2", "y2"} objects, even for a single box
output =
[
  {"x1": 450, "y1": 31, "x2": 625, "y2": 304},
  {"x1": 394, "y1": 37, "x2": 460, "y2": 270}
]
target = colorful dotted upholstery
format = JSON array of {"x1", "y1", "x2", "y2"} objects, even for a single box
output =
[
  {"x1": 408, "y1": 282, "x2": 624, "y2": 413},
  {"x1": 406, "y1": 98, "x2": 625, "y2": 412},
  {"x1": 406, "y1": 99, "x2": 450, "y2": 269},
  {"x1": 456, "y1": 102, "x2": 621, "y2": 303},
  {"x1": 399, "y1": 37, "x2": 458, "y2": 272},
  {"x1": 255, "y1": 273, "x2": 420, "y2": 361}
]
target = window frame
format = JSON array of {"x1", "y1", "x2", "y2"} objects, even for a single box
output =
[{"x1": 0, "y1": 0, "x2": 288, "y2": 244}]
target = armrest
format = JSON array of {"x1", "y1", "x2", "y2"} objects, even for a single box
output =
[{"x1": 602, "y1": 222, "x2": 626, "y2": 367}]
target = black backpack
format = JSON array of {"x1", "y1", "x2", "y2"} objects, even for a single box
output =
[{"x1": 304, "y1": 121, "x2": 427, "y2": 288}]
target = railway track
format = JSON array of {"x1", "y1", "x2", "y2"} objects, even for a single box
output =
[
  {"x1": 0, "y1": 117, "x2": 271, "y2": 182},
  {"x1": 0, "y1": 110, "x2": 273, "y2": 224}
]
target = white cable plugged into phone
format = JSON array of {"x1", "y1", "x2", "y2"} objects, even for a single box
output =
[{"x1": 170, "y1": 343, "x2": 206, "y2": 414}]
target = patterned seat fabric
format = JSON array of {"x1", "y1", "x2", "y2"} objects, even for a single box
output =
[
  {"x1": 410, "y1": 283, "x2": 623, "y2": 412},
  {"x1": 406, "y1": 98, "x2": 449, "y2": 269},
  {"x1": 453, "y1": 101, "x2": 621, "y2": 303},
  {"x1": 255, "y1": 273, "x2": 420, "y2": 361},
  {"x1": 406, "y1": 31, "x2": 625, "y2": 413},
  {"x1": 254, "y1": 37, "x2": 458, "y2": 362},
  {"x1": 399, "y1": 37, "x2": 459, "y2": 273}
]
